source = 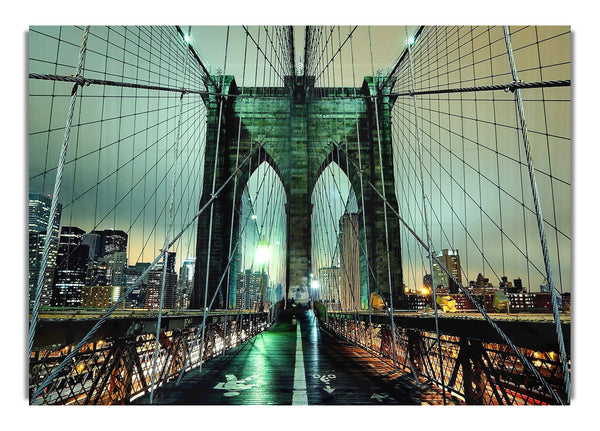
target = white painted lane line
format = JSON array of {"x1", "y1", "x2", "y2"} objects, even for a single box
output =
[{"x1": 292, "y1": 321, "x2": 308, "y2": 405}]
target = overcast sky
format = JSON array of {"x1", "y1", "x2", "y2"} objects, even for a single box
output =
[{"x1": 28, "y1": 25, "x2": 571, "y2": 293}]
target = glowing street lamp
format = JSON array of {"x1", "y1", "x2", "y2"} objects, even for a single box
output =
[
  {"x1": 255, "y1": 236, "x2": 270, "y2": 265},
  {"x1": 311, "y1": 278, "x2": 319, "y2": 302}
]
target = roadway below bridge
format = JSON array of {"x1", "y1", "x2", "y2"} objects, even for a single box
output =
[{"x1": 132, "y1": 307, "x2": 450, "y2": 405}]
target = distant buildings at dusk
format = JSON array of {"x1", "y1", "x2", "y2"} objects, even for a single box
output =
[
  {"x1": 28, "y1": 194, "x2": 558, "y2": 312},
  {"x1": 432, "y1": 249, "x2": 462, "y2": 294},
  {"x1": 27, "y1": 194, "x2": 194, "y2": 310},
  {"x1": 29, "y1": 193, "x2": 61, "y2": 307}
]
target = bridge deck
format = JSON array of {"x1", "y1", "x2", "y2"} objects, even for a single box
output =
[{"x1": 133, "y1": 308, "x2": 450, "y2": 405}]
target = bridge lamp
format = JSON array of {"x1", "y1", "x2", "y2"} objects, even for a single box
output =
[
  {"x1": 184, "y1": 33, "x2": 192, "y2": 44},
  {"x1": 408, "y1": 35, "x2": 415, "y2": 46},
  {"x1": 255, "y1": 237, "x2": 270, "y2": 265}
]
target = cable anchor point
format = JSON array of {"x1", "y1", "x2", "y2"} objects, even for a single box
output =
[{"x1": 506, "y1": 80, "x2": 522, "y2": 93}]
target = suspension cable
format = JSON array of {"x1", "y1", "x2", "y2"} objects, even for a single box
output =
[
  {"x1": 223, "y1": 29, "x2": 249, "y2": 356},
  {"x1": 368, "y1": 26, "x2": 398, "y2": 372},
  {"x1": 406, "y1": 27, "x2": 447, "y2": 404},
  {"x1": 339, "y1": 144, "x2": 565, "y2": 405},
  {"x1": 149, "y1": 29, "x2": 191, "y2": 403},
  {"x1": 30, "y1": 129, "x2": 272, "y2": 400},
  {"x1": 28, "y1": 26, "x2": 90, "y2": 360},
  {"x1": 502, "y1": 25, "x2": 570, "y2": 404}
]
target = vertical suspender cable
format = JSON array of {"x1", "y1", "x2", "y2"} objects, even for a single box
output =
[
  {"x1": 349, "y1": 30, "x2": 373, "y2": 351},
  {"x1": 199, "y1": 26, "x2": 230, "y2": 375},
  {"x1": 223, "y1": 30, "x2": 249, "y2": 356},
  {"x1": 148, "y1": 250, "x2": 169, "y2": 404},
  {"x1": 28, "y1": 26, "x2": 90, "y2": 359},
  {"x1": 406, "y1": 27, "x2": 447, "y2": 405},
  {"x1": 39, "y1": 26, "x2": 63, "y2": 198},
  {"x1": 148, "y1": 27, "x2": 191, "y2": 404},
  {"x1": 534, "y1": 26, "x2": 565, "y2": 294},
  {"x1": 368, "y1": 27, "x2": 398, "y2": 371},
  {"x1": 502, "y1": 26, "x2": 570, "y2": 403},
  {"x1": 336, "y1": 26, "x2": 358, "y2": 316},
  {"x1": 32, "y1": 133, "x2": 271, "y2": 400}
]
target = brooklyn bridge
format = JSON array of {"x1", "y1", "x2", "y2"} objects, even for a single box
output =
[{"x1": 21, "y1": 18, "x2": 584, "y2": 426}]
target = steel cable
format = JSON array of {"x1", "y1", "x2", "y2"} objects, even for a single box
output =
[{"x1": 28, "y1": 26, "x2": 90, "y2": 360}]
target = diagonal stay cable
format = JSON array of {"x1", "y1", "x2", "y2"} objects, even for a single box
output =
[
  {"x1": 339, "y1": 145, "x2": 566, "y2": 405},
  {"x1": 30, "y1": 131, "x2": 273, "y2": 401},
  {"x1": 28, "y1": 26, "x2": 90, "y2": 360}
]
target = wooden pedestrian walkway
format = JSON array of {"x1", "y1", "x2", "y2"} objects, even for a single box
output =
[{"x1": 133, "y1": 308, "x2": 450, "y2": 405}]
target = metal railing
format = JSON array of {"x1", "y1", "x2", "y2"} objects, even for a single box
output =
[
  {"x1": 29, "y1": 307, "x2": 280, "y2": 405},
  {"x1": 315, "y1": 303, "x2": 569, "y2": 405}
]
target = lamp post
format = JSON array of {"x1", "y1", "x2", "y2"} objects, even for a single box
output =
[{"x1": 256, "y1": 236, "x2": 269, "y2": 312}]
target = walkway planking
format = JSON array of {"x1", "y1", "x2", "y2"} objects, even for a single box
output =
[{"x1": 133, "y1": 307, "x2": 449, "y2": 405}]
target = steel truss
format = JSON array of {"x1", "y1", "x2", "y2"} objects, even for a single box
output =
[
  {"x1": 29, "y1": 312, "x2": 272, "y2": 405},
  {"x1": 322, "y1": 313, "x2": 568, "y2": 405}
]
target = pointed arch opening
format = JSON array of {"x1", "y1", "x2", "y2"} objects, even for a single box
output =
[
  {"x1": 235, "y1": 160, "x2": 287, "y2": 311},
  {"x1": 310, "y1": 161, "x2": 364, "y2": 311}
]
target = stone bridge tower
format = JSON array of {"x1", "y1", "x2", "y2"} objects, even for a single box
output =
[{"x1": 191, "y1": 74, "x2": 404, "y2": 310}]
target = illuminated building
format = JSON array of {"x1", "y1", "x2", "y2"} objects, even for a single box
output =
[
  {"x1": 144, "y1": 253, "x2": 178, "y2": 309},
  {"x1": 82, "y1": 232, "x2": 102, "y2": 262},
  {"x1": 338, "y1": 213, "x2": 360, "y2": 310},
  {"x1": 87, "y1": 261, "x2": 108, "y2": 286},
  {"x1": 102, "y1": 251, "x2": 128, "y2": 287},
  {"x1": 432, "y1": 249, "x2": 462, "y2": 293},
  {"x1": 124, "y1": 262, "x2": 150, "y2": 308},
  {"x1": 236, "y1": 270, "x2": 267, "y2": 310},
  {"x1": 176, "y1": 257, "x2": 195, "y2": 309},
  {"x1": 28, "y1": 193, "x2": 62, "y2": 308},
  {"x1": 52, "y1": 226, "x2": 89, "y2": 307},
  {"x1": 81, "y1": 285, "x2": 124, "y2": 308},
  {"x1": 318, "y1": 266, "x2": 340, "y2": 308},
  {"x1": 91, "y1": 229, "x2": 128, "y2": 256}
]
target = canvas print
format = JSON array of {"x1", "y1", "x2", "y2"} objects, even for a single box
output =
[{"x1": 28, "y1": 25, "x2": 571, "y2": 406}]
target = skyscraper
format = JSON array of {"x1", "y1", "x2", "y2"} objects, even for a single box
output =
[
  {"x1": 235, "y1": 270, "x2": 267, "y2": 310},
  {"x1": 144, "y1": 270, "x2": 178, "y2": 309},
  {"x1": 339, "y1": 213, "x2": 360, "y2": 310},
  {"x1": 28, "y1": 193, "x2": 61, "y2": 308},
  {"x1": 432, "y1": 249, "x2": 462, "y2": 293},
  {"x1": 84, "y1": 229, "x2": 129, "y2": 290},
  {"x1": 144, "y1": 252, "x2": 178, "y2": 309},
  {"x1": 102, "y1": 251, "x2": 128, "y2": 287},
  {"x1": 91, "y1": 229, "x2": 128, "y2": 257},
  {"x1": 318, "y1": 266, "x2": 340, "y2": 308},
  {"x1": 176, "y1": 257, "x2": 195, "y2": 309},
  {"x1": 52, "y1": 226, "x2": 89, "y2": 307},
  {"x1": 123, "y1": 262, "x2": 150, "y2": 308},
  {"x1": 82, "y1": 232, "x2": 102, "y2": 262}
]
